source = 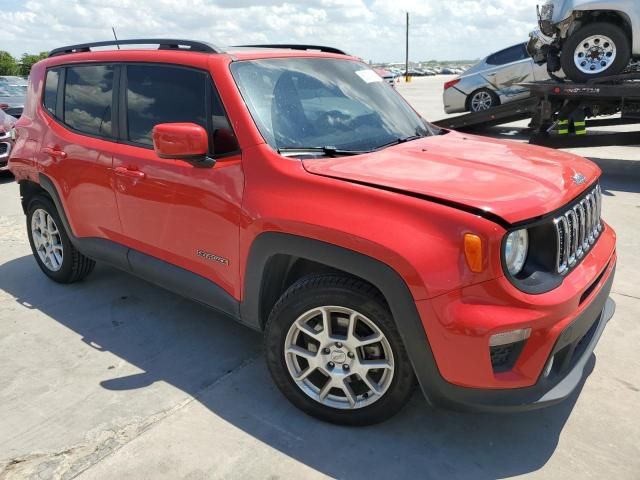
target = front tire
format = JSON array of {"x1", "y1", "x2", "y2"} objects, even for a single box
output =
[
  {"x1": 561, "y1": 22, "x2": 631, "y2": 82},
  {"x1": 27, "y1": 195, "x2": 95, "y2": 283},
  {"x1": 264, "y1": 275, "x2": 416, "y2": 425}
]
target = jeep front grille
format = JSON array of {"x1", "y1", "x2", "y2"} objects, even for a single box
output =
[{"x1": 553, "y1": 185, "x2": 602, "y2": 275}]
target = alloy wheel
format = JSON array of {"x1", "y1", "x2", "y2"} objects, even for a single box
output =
[
  {"x1": 31, "y1": 208, "x2": 64, "y2": 271},
  {"x1": 284, "y1": 305, "x2": 395, "y2": 410},
  {"x1": 470, "y1": 91, "x2": 493, "y2": 112}
]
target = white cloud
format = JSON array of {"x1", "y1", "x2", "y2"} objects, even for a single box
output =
[{"x1": 0, "y1": 0, "x2": 540, "y2": 62}]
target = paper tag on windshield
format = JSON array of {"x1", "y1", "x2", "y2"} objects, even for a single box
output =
[{"x1": 355, "y1": 69, "x2": 383, "y2": 83}]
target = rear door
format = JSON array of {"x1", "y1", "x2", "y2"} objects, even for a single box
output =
[
  {"x1": 112, "y1": 63, "x2": 243, "y2": 297},
  {"x1": 38, "y1": 64, "x2": 121, "y2": 239},
  {"x1": 485, "y1": 44, "x2": 534, "y2": 101}
]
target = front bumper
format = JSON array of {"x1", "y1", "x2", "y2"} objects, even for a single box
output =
[
  {"x1": 422, "y1": 266, "x2": 615, "y2": 412},
  {"x1": 413, "y1": 221, "x2": 617, "y2": 412},
  {"x1": 527, "y1": 29, "x2": 555, "y2": 65}
]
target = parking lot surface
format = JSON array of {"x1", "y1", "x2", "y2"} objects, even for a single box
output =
[{"x1": 1, "y1": 76, "x2": 639, "y2": 479}]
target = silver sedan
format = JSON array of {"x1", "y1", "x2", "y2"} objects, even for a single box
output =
[{"x1": 443, "y1": 43, "x2": 550, "y2": 114}]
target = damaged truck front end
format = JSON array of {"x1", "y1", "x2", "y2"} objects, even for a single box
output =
[
  {"x1": 528, "y1": 1, "x2": 585, "y2": 76},
  {"x1": 527, "y1": 0, "x2": 637, "y2": 82}
]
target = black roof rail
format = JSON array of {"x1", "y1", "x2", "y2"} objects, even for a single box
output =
[
  {"x1": 236, "y1": 44, "x2": 348, "y2": 55},
  {"x1": 48, "y1": 39, "x2": 221, "y2": 57}
]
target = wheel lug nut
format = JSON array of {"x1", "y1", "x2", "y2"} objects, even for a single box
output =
[
  {"x1": 323, "y1": 348, "x2": 330, "y2": 354},
  {"x1": 328, "y1": 362, "x2": 334, "y2": 368},
  {"x1": 343, "y1": 364, "x2": 349, "y2": 370},
  {"x1": 347, "y1": 352, "x2": 354, "y2": 358},
  {"x1": 336, "y1": 342, "x2": 342, "y2": 348}
]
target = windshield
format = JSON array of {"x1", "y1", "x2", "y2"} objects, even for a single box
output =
[{"x1": 230, "y1": 58, "x2": 431, "y2": 152}]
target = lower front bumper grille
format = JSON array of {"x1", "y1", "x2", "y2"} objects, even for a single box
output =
[{"x1": 490, "y1": 340, "x2": 526, "y2": 373}]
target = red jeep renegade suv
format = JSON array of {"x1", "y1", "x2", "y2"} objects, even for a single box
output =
[{"x1": 9, "y1": 39, "x2": 616, "y2": 425}]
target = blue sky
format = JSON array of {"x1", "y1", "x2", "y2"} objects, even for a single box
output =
[{"x1": 0, "y1": 0, "x2": 540, "y2": 62}]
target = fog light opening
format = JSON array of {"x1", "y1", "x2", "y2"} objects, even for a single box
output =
[{"x1": 489, "y1": 328, "x2": 531, "y2": 347}]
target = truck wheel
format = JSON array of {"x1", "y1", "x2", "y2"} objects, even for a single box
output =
[
  {"x1": 467, "y1": 88, "x2": 499, "y2": 112},
  {"x1": 27, "y1": 195, "x2": 95, "y2": 283},
  {"x1": 561, "y1": 22, "x2": 631, "y2": 82},
  {"x1": 264, "y1": 274, "x2": 416, "y2": 425}
]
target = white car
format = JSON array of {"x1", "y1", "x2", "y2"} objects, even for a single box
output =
[
  {"x1": 528, "y1": 0, "x2": 640, "y2": 82},
  {"x1": 443, "y1": 43, "x2": 549, "y2": 114}
]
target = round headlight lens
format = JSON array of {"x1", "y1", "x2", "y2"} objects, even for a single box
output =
[{"x1": 504, "y1": 229, "x2": 529, "y2": 276}]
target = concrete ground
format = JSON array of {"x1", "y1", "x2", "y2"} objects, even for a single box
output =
[{"x1": 1, "y1": 76, "x2": 639, "y2": 480}]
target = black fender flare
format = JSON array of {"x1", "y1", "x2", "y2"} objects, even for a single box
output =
[
  {"x1": 38, "y1": 174, "x2": 76, "y2": 243},
  {"x1": 240, "y1": 231, "x2": 444, "y2": 406}
]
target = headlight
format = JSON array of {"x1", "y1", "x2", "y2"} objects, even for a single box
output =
[{"x1": 504, "y1": 229, "x2": 529, "y2": 276}]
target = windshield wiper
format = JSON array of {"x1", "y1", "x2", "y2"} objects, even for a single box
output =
[
  {"x1": 373, "y1": 135, "x2": 425, "y2": 151},
  {"x1": 277, "y1": 146, "x2": 369, "y2": 157}
]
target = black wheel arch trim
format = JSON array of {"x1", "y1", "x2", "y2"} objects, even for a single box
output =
[{"x1": 240, "y1": 231, "x2": 448, "y2": 406}]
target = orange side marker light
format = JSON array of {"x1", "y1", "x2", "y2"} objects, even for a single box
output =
[{"x1": 464, "y1": 233, "x2": 483, "y2": 273}]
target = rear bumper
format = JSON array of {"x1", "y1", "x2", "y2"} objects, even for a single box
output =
[
  {"x1": 443, "y1": 87, "x2": 468, "y2": 114},
  {"x1": 421, "y1": 267, "x2": 615, "y2": 412}
]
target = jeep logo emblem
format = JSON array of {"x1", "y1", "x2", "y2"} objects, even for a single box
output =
[
  {"x1": 331, "y1": 351, "x2": 347, "y2": 363},
  {"x1": 572, "y1": 172, "x2": 587, "y2": 186}
]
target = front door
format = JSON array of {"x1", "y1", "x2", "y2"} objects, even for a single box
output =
[{"x1": 112, "y1": 63, "x2": 243, "y2": 297}]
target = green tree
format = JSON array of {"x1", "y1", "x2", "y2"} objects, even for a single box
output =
[
  {"x1": 18, "y1": 52, "x2": 48, "y2": 76},
  {"x1": 0, "y1": 51, "x2": 18, "y2": 75}
]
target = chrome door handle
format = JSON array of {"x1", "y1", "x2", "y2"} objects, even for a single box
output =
[
  {"x1": 42, "y1": 147, "x2": 67, "y2": 159},
  {"x1": 114, "y1": 166, "x2": 146, "y2": 179}
]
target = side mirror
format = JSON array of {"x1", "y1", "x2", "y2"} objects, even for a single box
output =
[{"x1": 152, "y1": 123, "x2": 214, "y2": 167}]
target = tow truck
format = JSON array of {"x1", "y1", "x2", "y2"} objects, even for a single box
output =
[{"x1": 434, "y1": 72, "x2": 640, "y2": 149}]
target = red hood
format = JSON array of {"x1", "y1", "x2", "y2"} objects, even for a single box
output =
[{"x1": 302, "y1": 132, "x2": 601, "y2": 224}]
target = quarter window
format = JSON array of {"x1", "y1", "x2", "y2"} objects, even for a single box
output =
[
  {"x1": 43, "y1": 69, "x2": 60, "y2": 116},
  {"x1": 63, "y1": 65, "x2": 114, "y2": 136}
]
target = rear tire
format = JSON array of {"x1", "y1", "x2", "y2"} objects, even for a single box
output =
[
  {"x1": 467, "y1": 88, "x2": 499, "y2": 112},
  {"x1": 26, "y1": 195, "x2": 95, "y2": 283},
  {"x1": 264, "y1": 274, "x2": 416, "y2": 426},
  {"x1": 561, "y1": 22, "x2": 631, "y2": 82}
]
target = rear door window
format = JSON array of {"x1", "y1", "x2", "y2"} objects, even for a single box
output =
[
  {"x1": 63, "y1": 65, "x2": 114, "y2": 137},
  {"x1": 487, "y1": 44, "x2": 529, "y2": 66}
]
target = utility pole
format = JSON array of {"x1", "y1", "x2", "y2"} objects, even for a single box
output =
[{"x1": 405, "y1": 11, "x2": 410, "y2": 83}]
